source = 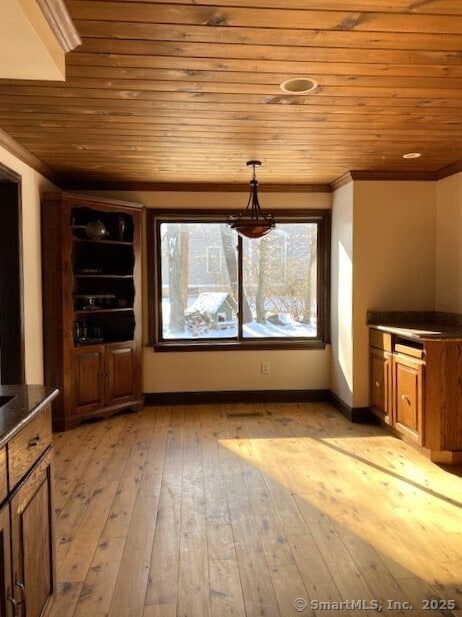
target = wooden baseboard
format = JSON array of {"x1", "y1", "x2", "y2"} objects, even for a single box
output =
[
  {"x1": 144, "y1": 389, "x2": 330, "y2": 407},
  {"x1": 144, "y1": 389, "x2": 374, "y2": 425},
  {"x1": 428, "y1": 449, "x2": 462, "y2": 465},
  {"x1": 328, "y1": 392, "x2": 375, "y2": 423}
]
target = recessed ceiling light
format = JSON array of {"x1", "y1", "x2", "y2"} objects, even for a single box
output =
[
  {"x1": 280, "y1": 77, "x2": 318, "y2": 94},
  {"x1": 402, "y1": 152, "x2": 422, "y2": 159}
]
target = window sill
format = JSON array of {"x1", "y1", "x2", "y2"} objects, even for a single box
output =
[{"x1": 151, "y1": 339, "x2": 327, "y2": 352}]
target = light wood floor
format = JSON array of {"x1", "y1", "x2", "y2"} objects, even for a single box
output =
[{"x1": 49, "y1": 403, "x2": 462, "y2": 617}]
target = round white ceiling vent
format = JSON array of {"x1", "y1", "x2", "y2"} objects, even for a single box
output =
[
  {"x1": 402, "y1": 152, "x2": 422, "y2": 159},
  {"x1": 280, "y1": 77, "x2": 318, "y2": 94}
]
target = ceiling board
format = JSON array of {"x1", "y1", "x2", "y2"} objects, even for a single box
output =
[{"x1": 1, "y1": 0, "x2": 462, "y2": 186}]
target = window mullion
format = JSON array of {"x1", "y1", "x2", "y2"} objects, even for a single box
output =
[{"x1": 237, "y1": 234, "x2": 243, "y2": 341}]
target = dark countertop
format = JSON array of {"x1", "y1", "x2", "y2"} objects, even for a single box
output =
[
  {"x1": 369, "y1": 323, "x2": 462, "y2": 341},
  {"x1": 0, "y1": 385, "x2": 58, "y2": 447}
]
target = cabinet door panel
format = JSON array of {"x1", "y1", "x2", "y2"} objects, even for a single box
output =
[
  {"x1": 394, "y1": 356, "x2": 423, "y2": 444},
  {"x1": 73, "y1": 346, "x2": 105, "y2": 414},
  {"x1": 105, "y1": 342, "x2": 137, "y2": 406},
  {"x1": 0, "y1": 504, "x2": 12, "y2": 617},
  {"x1": 10, "y1": 451, "x2": 54, "y2": 617},
  {"x1": 370, "y1": 349, "x2": 392, "y2": 424}
]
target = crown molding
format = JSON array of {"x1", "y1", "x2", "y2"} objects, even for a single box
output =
[
  {"x1": 36, "y1": 0, "x2": 81, "y2": 52},
  {"x1": 436, "y1": 160, "x2": 462, "y2": 180},
  {"x1": 331, "y1": 169, "x2": 438, "y2": 190},
  {"x1": 61, "y1": 180, "x2": 332, "y2": 193},
  {"x1": 0, "y1": 128, "x2": 62, "y2": 185},
  {"x1": 330, "y1": 172, "x2": 353, "y2": 191}
]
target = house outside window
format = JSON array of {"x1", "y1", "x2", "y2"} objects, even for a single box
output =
[{"x1": 148, "y1": 209, "x2": 330, "y2": 350}]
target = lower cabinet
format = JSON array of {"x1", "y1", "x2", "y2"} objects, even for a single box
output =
[
  {"x1": 10, "y1": 451, "x2": 54, "y2": 617},
  {"x1": 393, "y1": 353, "x2": 424, "y2": 445},
  {"x1": 0, "y1": 403, "x2": 55, "y2": 617},
  {"x1": 0, "y1": 503, "x2": 12, "y2": 617},
  {"x1": 369, "y1": 329, "x2": 424, "y2": 445},
  {"x1": 369, "y1": 327, "x2": 462, "y2": 463},
  {"x1": 370, "y1": 347, "x2": 393, "y2": 426},
  {"x1": 73, "y1": 341, "x2": 140, "y2": 419}
]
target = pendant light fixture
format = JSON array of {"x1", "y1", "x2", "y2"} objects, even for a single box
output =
[{"x1": 228, "y1": 160, "x2": 275, "y2": 239}]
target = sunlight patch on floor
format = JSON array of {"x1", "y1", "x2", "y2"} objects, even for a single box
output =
[{"x1": 218, "y1": 432, "x2": 462, "y2": 585}]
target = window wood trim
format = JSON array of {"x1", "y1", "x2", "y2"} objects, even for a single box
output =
[{"x1": 146, "y1": 208, "x2": 331, "y2": 351}]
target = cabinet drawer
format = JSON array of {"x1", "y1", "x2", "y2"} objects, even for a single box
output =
[
  {"x1": 8, "y1": 406, "x2": 52, "y2": 489},
  {"x1": 394, "y1": 343, "x2": 424, "y2": 359},
  {"x1": 369, "y1": 328, "x2": 392, "y2": 351},
  {"x1": 0, "y1": 447, "x2": 6, "y2": 504}
]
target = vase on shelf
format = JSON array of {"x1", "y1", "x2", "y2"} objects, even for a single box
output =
[
  {"x1": 117, "y1": 216, "x2": 126, "y2": 241},
  {"x1": 85, "y1": 220, "x2": 107, "y2": 240}
]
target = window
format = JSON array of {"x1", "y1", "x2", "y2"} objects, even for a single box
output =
[{"x1": 148, "y1": 209, "x2": 330, "y2": 350}]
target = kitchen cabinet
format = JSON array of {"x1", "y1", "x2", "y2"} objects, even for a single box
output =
[
  {"x1": 41, "y1": 192, "x2": 144, "y2": 431},
  {"x1": 369, "y1": 324, "x2": 462, "y2": 464},
  {"x1": 10, "y1": 451, "x2": 54, "y2": 617},
  {"x1": 393, "y1": 352, "x2": 424, "y2": 445},
  {"x1": 370, "y1": 345, "x2": 393, "y2": 426},
  {"x1": 0, "y1": 502, "x2": 12, "y2": 617},
  {"x1": 73, "y1": 341, "x2": 137, "y2": 413},
  {"x1": 0, "y1": 389, "x2": 57, "y2": 617}
]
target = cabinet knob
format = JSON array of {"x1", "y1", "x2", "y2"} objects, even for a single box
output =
[
  {"x1": 401, "y1": 394, "x2": 410, "y2": 404},
  {"x1": 375, "y1": 381, "x2": 381, "y2": 388}
]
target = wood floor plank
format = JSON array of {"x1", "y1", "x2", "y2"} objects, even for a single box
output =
[
  {"x1": 48, "y1": 403, "x2": 462, "y2": 617},
  {"x1": 145, "y1": 408, "x2": 183, "y2": 607},
  {"x1": 288, "y1": 533, "x2": 350, "y2": 616},
  {"x1": 58, "y1": 478, "x2": 120, "y2": 582},
  {"x1": 177, "y1": 411, "x2": 211, "y2": 617},
  {"x1": 72, "y1": 536, "x2": 126, "y2": 617},
  {"x1": 143, "y1": 605, "x2": 177, "y2": 617},
  {"x1": 108, "y1": 492, "x2": 159, "y2": 617},
  {"x1": 209, "y1": 558, "x2": 246, "y2": 617},
  {"x1": 53, "y1": 421, "x2": 108, "y2": 514},
  {"x1": 47, "y1": 581, "x2": 84, "y2": 617},
  {"x1": 269, "y1": 563, "x2": 311, "y2": 617},
  {"x1": 206, "y1": 523, "x2": 236, "y2": 562}
]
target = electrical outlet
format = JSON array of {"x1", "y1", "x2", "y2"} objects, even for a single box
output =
[{"x1": 261, "y1": 361, "x2": 270, "y2": 375}]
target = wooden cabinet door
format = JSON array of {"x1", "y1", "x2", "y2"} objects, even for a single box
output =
[
  {"x1": 73, "y1": 346, "x2": 105, "y2": 414},
  {"x1": 370, "y1": 348, "x2": 393, "y2": 425},
  {"x1": 105, "y1": 342, "x2": 137, "y2": 406},
  {"x1": 0, "y1": 504, "x2": 12, "y2": 617},
  {"x1": 10, "y1": 450, "x2": 55, "y2": 617},
  {"x1": 393, "y1": 355, "x2": 424, "y2": 444}
]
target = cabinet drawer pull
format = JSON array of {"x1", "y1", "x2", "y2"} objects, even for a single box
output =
[
  {"x1": 15, "y1": 579, "x2": 25, "y2": 609},
  {"x1": 15, "y1": 580, "x2": 25, "y2": 593},
  {"x1": 7, "y1": 594, "x2": 18, "y2": 616},
  {"x1": 375, "y1": 381, "x2": 381, "y2": 388},
  {"x1": 27, "y1": 435, "x2": 40, "y2": 449},
  {"x1": 401, "y1": 394, "x2": 411, "y2": 404}
]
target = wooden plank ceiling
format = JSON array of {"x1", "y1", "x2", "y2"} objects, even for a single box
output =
[{"x1": 2, "y1": 0, "x2": 462, "y2": 187}]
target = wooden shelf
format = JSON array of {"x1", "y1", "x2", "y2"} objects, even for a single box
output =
[
  {"x1": 74, "y1": 274, "x2": 134, "y2": 279},
  {"x1": 74, "y1": 308, "x2": 133, "y2": 315},
  {"x1": 73, "y1": 237, "x2": 133, "y2": 246},
  {"x1": 42, "y1": 191, "x2": 143, "y2": 431}
]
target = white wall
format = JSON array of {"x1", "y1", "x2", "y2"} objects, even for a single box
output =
[
  {"x1": 435, "y1": 172, "x2": 462, "y2": 313},
  {"x1": 89, "y1": 190, "x2": 332, "y2": 393},
  {"x1": 331, "y1": 180, "x2": 437, "y2": 409},
  {"x1": 330, "y1": 182, "x2": 354, "y2": 407},
  {"x1": 0, "y1": 144, "x2": 57, "y2": 384}
]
